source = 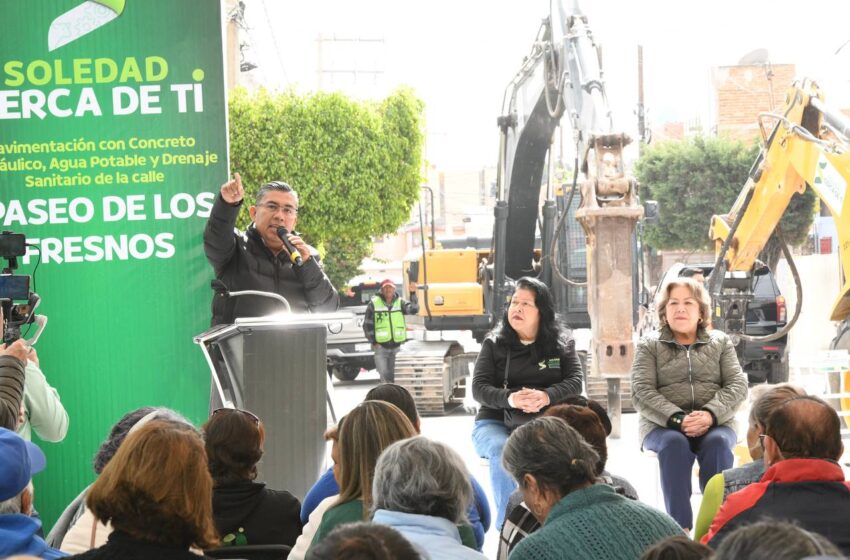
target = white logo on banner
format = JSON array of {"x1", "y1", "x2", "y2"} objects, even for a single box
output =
[{"x1": 814, "y1": 154, "x2": 847, "y2": 214}]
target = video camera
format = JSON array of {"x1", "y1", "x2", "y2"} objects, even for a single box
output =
[{"x1": 1, "y1": 231, "x2": 40, "y2": 344}]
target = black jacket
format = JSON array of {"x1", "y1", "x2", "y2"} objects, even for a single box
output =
[
  {"x1": 212, "y1": 480, "x2": 302, "y2": 547},
  {"x1": 67, "y1": 530, "x2": 214, "y2": 560},
  {"x1": 472, "y1": 335, "x2": 583, "y2": 426},
  {"x1": 204, "y1": 195, "x2": 339, "y2": 325}
]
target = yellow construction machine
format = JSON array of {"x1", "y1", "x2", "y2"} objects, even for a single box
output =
[
  {"x1": 708, "y1": 79, "x2": 850, "y2": 422},
  {"x1": 397, "y1": 0, "x2": 649, "y2": 416}
]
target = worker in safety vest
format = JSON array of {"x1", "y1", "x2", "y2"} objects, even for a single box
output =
[{"x1": 362, "y1": 279, "x2": 419, "y2": 383}]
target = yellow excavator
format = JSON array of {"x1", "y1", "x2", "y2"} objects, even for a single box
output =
[
  {"x1": 708, "y1": 79, "x2": 850, "y2": 422},
  {"x1": 397, "y1": 0, "x2": 647, "y2": 416}
]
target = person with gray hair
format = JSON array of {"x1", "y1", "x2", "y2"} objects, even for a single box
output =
[
  {"x1": 371, "y1": 436, "x2": 487, "y2": 559},
  {"x1": 713, "y1": 520, "x2": 842, "y2": 560},
  {"x1": 502, "y1": 416, "x2": 682, "y2": 560},
  {"x1": 205, "y1": 172, "x2": 338, "y2": 325}
]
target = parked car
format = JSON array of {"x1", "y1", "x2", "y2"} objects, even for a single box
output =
[{"x1": 640, "y1": 262, "x2": 788, "y2": 384}]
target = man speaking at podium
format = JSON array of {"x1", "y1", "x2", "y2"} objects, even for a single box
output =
[{"x1": 204, "y1": 173, "x2": 339, "y2": 325}]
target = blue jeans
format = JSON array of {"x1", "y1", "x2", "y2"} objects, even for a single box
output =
[
  {"x1": 472, "y1": 419, "x2": 516, "y2": 530},
  {"x1": 643, "y1": 425, "x2": 736, "y2": 529},
  {"x1": 373, "y1": 345, "x2": 399, "y2": 383}
]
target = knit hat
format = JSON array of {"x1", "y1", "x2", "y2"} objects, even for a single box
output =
[{"x1": 0, "y1": 427, "x2": 46, "y2": 501}]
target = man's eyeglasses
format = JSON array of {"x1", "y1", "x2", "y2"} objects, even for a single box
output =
[
  {"x1": 212, "y1": 407, "x2": 260, "y2": 424},
  {"x1": 258, "y1": 202, "x2": 298, "y2": 216}
]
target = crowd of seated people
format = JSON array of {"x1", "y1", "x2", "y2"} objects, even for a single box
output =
[
  {"x1": 299, "y1": 383, "x2": 491, "y2": 550},
  {"x1": 3, "y1": 330, "x2": 850, "y2": 560},
  {"x1": 498, "y1": 400, "x2": 639, "y2": 558}
]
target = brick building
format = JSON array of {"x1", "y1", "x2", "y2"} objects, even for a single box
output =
[{"x1": 712, "y1": 63, "x2": 798, "y2": 143}]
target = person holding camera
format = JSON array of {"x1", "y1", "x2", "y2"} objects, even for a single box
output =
[
  {"x1": 0, "y1": 307, "x2": 67, "y2": 443},
  {"x1": 204, "y1": 173, "x2": 339, "y2": 325},
  {"x1": 18, "y1": 345, "x2": 69, "y2": 443}
]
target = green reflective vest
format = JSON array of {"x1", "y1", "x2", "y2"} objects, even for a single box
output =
[{"x1": 372, "y1": 295, "x2": 407, "y2": 344}]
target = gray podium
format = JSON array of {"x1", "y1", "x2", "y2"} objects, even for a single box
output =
[{"x1": 194, "y1": 312, "x2": 351, "y2": 499}]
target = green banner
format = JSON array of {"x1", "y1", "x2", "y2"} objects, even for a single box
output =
[{"x1": 0, "y1": 0, "x2": 227, "y2": 527}]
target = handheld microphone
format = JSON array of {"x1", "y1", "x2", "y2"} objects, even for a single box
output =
[
  {"x1": 211, "y1": 279, "x2": 229, "y2": 294},
  {"x1": 276, "y1": 226, "x2": 303, "y2": 266}
]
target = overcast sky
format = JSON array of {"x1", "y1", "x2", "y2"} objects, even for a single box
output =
[{"x1": 239, "y1": 0, "x2": 850, "y2": 170}]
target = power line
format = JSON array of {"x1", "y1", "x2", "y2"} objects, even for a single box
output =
[{"x1": 260, "y1": 0, "x2": 289, "y2": 85}]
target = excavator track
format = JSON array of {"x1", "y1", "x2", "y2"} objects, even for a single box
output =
[{"x1": 395, "y1": 341, "x2": 476, "y2": 416}]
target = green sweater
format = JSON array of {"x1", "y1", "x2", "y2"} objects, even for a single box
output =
[
  {"x1": 310, "y1": 499, "x2": 364, "y2": 548},
  {"x1": 693, "y1": 472, "x2": 725, "y2": 542},
  {"x1": 511, "y1": 484, "x2": 683, "y2": 560}
]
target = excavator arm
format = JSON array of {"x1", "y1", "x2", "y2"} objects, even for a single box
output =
[
  {"x1": 494, "y1": 0, "x2": 643, "y2": 386},
  {"x1": 400, "y1": 0, "x2": 645, "y2": 416},
  {"x1": 709, "y1": 79, "x2": 850, "y2": 333}
]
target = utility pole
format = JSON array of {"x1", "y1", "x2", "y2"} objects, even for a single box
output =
[
  {"x1": 637, "y1": 45, "x2": 647, "y2": 152},
  {"x1": 224, "y1": 0, "x2": 240, "y2": 90}
]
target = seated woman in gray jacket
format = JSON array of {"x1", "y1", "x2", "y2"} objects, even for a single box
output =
[
  {"x1": 630, "y1": 277, "x2": 748, "y2": 531},
  {"x1": 371, "y1": 436, "x2": 487, "y2": 560}
]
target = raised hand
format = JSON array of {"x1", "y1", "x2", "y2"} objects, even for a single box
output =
[
  {"x1": 220, "y1": 172, "x2": 244, "y2": 204},
  {"x1": 0, "y1": 339, "x2": 30, "y2": 363}
]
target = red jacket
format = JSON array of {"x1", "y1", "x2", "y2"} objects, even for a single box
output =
[{"x1": 702, "y1": 458, "x2": 850, "y2": 554}]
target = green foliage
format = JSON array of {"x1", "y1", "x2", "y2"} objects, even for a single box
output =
[
  {"x1": 635, "y1": 136, "x2": 757, "y2": 250},
  {"x1": 635, "y1": 136, "x2": 815, "y2": 269},
  {"x1": 321, "y1": 236, "x2": 373, "y2": 291},
  {"x1": 228, "y1": 87, "x2": 425, "y2": 286},
  {"x1": 760, "y1": 186, "x2": 816, "y2": 270}
]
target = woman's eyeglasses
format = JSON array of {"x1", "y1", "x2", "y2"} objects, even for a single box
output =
[{"x1": 212, "y1": 407, "x2": 260, "y2": 424}]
